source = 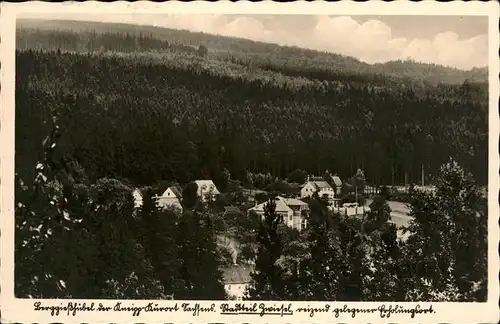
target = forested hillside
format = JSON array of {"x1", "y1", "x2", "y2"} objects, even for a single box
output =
[
  {"x1": 16, "y1": 47, "x2": 488, "y2": 189},
  {"x1": 17, "y1": 19, "x2": 488, "y2": 84}
]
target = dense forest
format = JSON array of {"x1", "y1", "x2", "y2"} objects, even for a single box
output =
[
  {"x1": 17, "y1": 19, "x2": 488, "y2": 85},
  {"x1": 14, "y1": 23, "x2": 489, "y2": 302},
  {"x1": 15, "y1": 47, "x2": 488, "y2": 188}
]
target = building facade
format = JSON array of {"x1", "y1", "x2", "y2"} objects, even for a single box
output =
[
  {"x1": 280, "y1": 197, "x2": 309, "y2": 231},
  {"x1": 194, "y1": 180, "x2": 220, "y2": 202},
  {"x1": 247, "y1": 196, "x2": 309, "y2": 231},
  {"x1": 300, "y1": 180, "x2": 338, "y2": 205},
  {"x1": 222, "y1": 265, "x2": 252, "y2": 300},
  {"x1": 157, "y1": 186, "x2": 183, "y2": 212}
]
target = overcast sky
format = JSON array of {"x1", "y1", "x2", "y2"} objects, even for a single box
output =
[{"x1": 19, "y1": 14, "x2": 489, "y2": 70}]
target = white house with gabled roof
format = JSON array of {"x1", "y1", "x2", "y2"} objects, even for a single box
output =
[
  {"x1": 223, "y1": 264, "x2": 253, "y2": 300},
  {"x1": 247, "y1": 196, "x2": 309, "y2": 231},
  {"x1": 300, "y1": 180, "x2": 335, "y2": 202},
  {"x1": 194, "y1": 180, "x2": 220, "y2": 202},
  {"x1": 156, "y1": 185, "x2": 183, "y2": 212},
  {"x1": 280, "y1": 197, "x2": 309, "y2": 231}
]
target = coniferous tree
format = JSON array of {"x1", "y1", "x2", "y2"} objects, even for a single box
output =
[
  {"x1": 365, "y1": 195, "x2": 392, "y2": 232},
  {"x1": 197, "y1": 44, "x2": 208, "y2": 57},
  {"x1": 88, "y1": 178, "x2": 164, "y2": 299},
  {"x1": 379, "y1": 185, "x2": 391, "y2": 200},
  {"x1": 139, "y1": 189, "x2": 186, "y2": 298},
  {"x1": 287, "y1": 169, "x2": 307, "y2": 184},
  {"x1": 293, "y1": 199, "x2": 346, "y2": 300},
  {"x1": 401, "y1": 158, "x2": 487, "y2": 301},
  {"x1": 364, "y1": 221, "x2": 404, "y2": 301},
  {"x1": 363, "y1": 194, "x2": 404, "y2": 300},
  {"x1": 216, "y1": 168, "x2": 231, "y2": 193},
  {"x1": 182, "y1": 182, "x2": 199, "y2": 209},
  {"x1": 176, "y1": 210, "x2": 226, "y2": 300},
  {"x1": 246, "y1": 199, "x2": 287, "y2": 300},
  {"x1": 336, "y1": 217, "x2": 371, "y2": 301}
]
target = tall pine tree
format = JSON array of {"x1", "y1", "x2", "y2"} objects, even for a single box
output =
[
  {"x1": 177, "y1": 210, "x2": 226, "y2": 300},
  {"x1": 139, "y1": 188, "x2": 186, "y2": 298},
  {"x1": 246, "y1": 199, "x2": 287, "y2": 300},
  {"x1": 401, "y1": 158, "x2": 487, "y2": 301}
]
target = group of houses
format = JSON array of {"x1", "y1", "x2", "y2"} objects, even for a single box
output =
[
  {"x1": 132, "y1": 175, "x2": 349, "y2": 232},
  {"x1": 247, "y1": 176, "x2": 345, "y2": 232},
  {"x1": 131, "y1": 175, "x2": 353, "y2": 300},
  {"x1": 133, "y1": 179, "x2": 220, "y2": 212}
]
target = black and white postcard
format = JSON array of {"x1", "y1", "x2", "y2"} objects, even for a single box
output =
[{"x1": 1, "y1": 1, "x2": 499, "y2": 323}]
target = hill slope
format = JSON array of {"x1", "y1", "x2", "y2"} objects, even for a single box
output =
[
  {"x1": 16, "y1": 18, "x2": 488, "y2": 85},
  {"x1": 15, "y1": 48, "x2": 488, "y2": 188}
]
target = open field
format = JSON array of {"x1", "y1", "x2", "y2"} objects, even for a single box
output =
[
  {"x1": 386, "y1": 200, "x2": 412, "y2": 228},
  {"x1": 365, "y1": 199, "x2": 411, "y2": 228}
]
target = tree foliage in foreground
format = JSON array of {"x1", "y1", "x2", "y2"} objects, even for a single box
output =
[
  {"x1": 246, "y1": 160, "x2": 487, "y2": 302},
  {"x1": 15, "y1": 113, "x2": 164, "y2": 298},
  {"x1": 246, "y1": 199, "x2": 287, "y2": 300},
  {"x1": 399, "y1": 159, "x2": 488, "y2": 301},
  {"x1": 15, "y1": 114, "x2": 225, "y2": 299}
]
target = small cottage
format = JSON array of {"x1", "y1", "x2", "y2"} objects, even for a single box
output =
[
  {"x1": 222, "y1": 264, "x2": 253, "y2": 300},
  {"x1": 157, "y1": 186, "x2": 183, "y2": 212},
  {"x1": 194, "y1": 180, "x2": 220, "y2": 202},
  {"x1": 247, "y1": 197, "x2": 293, "y2": 224},
  {"x1": 300, "y1": 180, "x2": 335, "y2": 202}
]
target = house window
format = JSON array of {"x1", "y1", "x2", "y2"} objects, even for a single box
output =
[
  {"x1": 301, "y1": 217, "x2": 307, "y2": 230},
  {"x1": 289, "y1": 214, "x2": 292, "y2": 222}
]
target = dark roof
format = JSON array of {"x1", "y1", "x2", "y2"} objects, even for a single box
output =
[
  {"x1": 330, "y1": 176, "x2": 342, "y2": 187},
  {"x1": 222, "y1": 265, "x2": 253, "y2": 284},
  {"x1": 169, "y1": 185, "x2": 183, "y2": 198},
  {"x1": 224, "y1": 206, "x2": 242, "y2": 214},
  {"x1": 312, "y1": 181, "x2": 332, "y2": 190}
]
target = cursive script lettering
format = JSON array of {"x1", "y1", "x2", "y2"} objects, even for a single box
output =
[
  {"x1": 34, "y1": 302, "x2": 96, "y2": 316},
  {"x1": 181, "y1": 303, "x2": 216, "y2": 316},
  {"x1": 296, "y1": 304, "x2": 330, "y2": 317},
  {"x1": 220, "y1": 302, "x2": 258, "y2": 314},
  {"x1": 258, "y1": 303, "x2": 293, "y2": 317}
]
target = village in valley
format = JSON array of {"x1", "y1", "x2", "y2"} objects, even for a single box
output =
[
  {"x1": 13, "y1": 14, "x2": 489, "y2": 304},
  {"x1": 131, "y1": 170, "x2": 420, "y2": 300}
]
